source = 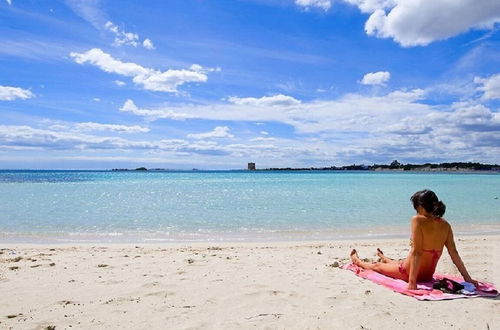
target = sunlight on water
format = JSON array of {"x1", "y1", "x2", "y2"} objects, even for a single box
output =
[{"x1": 0, "y1": 170, "x2": 499, "y2": 242}]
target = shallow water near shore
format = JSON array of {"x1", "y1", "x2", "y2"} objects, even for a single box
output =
[{"x1": 1, "y1": 170, "x2": 499, "y2": 243}]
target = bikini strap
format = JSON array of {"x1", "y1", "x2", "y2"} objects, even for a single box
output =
[{"x1": 421, "y1": 248, "x2": 442, "y2": 266}]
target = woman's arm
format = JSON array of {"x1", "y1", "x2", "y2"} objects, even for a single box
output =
[
  {"x1": 408, "y1": 216, "x2": 423, "y2": 289},
  {"x1": 445, "y1": 226, "x2": 477, "y2": 285}
]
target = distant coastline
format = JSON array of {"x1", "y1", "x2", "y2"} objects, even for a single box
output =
[
  {"x1": 108, "y1": 161, "x2": 500, "y2": 172},
  {"x1": 263, "y1": 161, "x2": 500, "y2": 172}
]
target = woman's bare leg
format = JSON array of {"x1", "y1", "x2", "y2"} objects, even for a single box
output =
[
  {"x1": 350, "y1": 249, "x2": 407, "y2": 281},
  {"x1": 351, "y1": 249, "x2": 377, "y2": 269}
]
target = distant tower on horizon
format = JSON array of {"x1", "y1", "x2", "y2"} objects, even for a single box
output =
[{"x1": 248, "y1": 162, "x2": 256, "y2": 171}]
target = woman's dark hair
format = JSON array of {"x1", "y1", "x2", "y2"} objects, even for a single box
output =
[{"x1": 410, "y1": 189, "x2": 446, "y2": 218}]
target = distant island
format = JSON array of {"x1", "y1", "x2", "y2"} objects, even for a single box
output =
[
  {"x1": 112, "y1": 167, "x2": 167, "y2": 171},
  {"x1": 111, "y1": 167, "x2": 198, "y2": 171},
  {"x1": 263, "y1": 160, "x2": 500, "y2": 172}
]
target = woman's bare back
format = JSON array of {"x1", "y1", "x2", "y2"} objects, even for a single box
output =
[{"x1": 406, "y1": 215, "x2": 451, "y2": 280}]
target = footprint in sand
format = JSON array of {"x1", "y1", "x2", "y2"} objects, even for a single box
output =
[
  {"x1": 142, "y1": 281, "x2": 160, "y2": 288},
  {"x1": 57, "y1": 300, "x2": 75, "y2": 306},
  {"x1": 143, "y1": 290, "x2": 174, "y2": 298},
  {"x1": 246, "y1": 313, "x2": 283, "y2": 320},
  {"x1": 244, "y1": 283, "x2": 268, "y2": 289},
  {"x1": 7, "y1": 256, "x2": 22, "y2": 262}
]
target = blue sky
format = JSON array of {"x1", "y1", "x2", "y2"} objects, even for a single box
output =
[{"x1": 1, "y1": 0, "x2": 500, "y2": 169}]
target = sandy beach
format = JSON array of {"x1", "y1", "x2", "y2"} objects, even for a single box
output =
[{"x1": 1, "y1": 235, "x2": 499, "y2": 330}]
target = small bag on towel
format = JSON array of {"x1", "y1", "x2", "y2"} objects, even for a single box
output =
[{"x1": 433, "y1": 278, "x2": 465, "y2": 293}]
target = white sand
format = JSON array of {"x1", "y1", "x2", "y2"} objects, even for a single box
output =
[{"x1": 1, "y1": 236, "x2": 499, "y2": 329}]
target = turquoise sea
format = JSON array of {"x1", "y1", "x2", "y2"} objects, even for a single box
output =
[{"x1": 0, "y1": 170, "x2": 499, "y2": 243}]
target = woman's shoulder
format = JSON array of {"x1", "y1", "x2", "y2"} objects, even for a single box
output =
[
  {"x1": 411, "y1": 215, "x2": 451, "y2": 227},
  {"x1": 410, "y1": 215, "x2": 426, "y2": 229},
  {"x1": 438, "y1": 218, "x2": 452, "y2": 230},
  {"x1": 411, "y1": 214, "x2": 427, "y2": 223}
]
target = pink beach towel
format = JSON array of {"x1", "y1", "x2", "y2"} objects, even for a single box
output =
[{"x1": 342, "y1": 263, "x2": 498, "y2": 301}]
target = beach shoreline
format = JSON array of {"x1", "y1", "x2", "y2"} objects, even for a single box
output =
[
  {"x1": 1, "y1": 235, "x2": 499, "y2": 329},
  {"x1": 2, "y1": 222, "x2": 500, "y2": 245},
  {"x1": 2, "y1": 232, "x2": 500, "y2": 247}
]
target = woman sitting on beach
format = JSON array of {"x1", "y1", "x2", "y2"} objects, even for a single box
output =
[{"x1": 350, "y1": 189, "x2": 477, "y2": 290}]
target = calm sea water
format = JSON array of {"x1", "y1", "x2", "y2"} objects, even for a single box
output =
[{"x1": 0, "y1": 170, "x2": 499, "y2": 243}]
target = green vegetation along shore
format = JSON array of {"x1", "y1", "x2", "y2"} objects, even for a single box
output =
[{"x1": 264, "y1": 161, "x2": 500, "y2": 172}]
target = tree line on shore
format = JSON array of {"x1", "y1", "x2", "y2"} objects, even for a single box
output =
[{"x1": 265, "y1": 160, "x2": 500, "y2": 171}]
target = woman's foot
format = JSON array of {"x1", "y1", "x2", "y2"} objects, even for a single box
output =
[
  {"x1": 376, "y1": 248, "x2": 397, "y2": 264},
  {"x1": 350, "y1": 249, "x2": 360, "y2": 265},
  {"x1": 376, "y1": 248, "x2": 386, "y2": 262}
]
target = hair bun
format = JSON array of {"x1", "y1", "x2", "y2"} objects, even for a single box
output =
[{"x1": 432, "y1": 201, "x2": 446, "y2": 218}]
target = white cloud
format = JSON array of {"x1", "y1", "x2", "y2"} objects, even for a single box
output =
[
  {"x1": 187, "y1": 126, "x2": 235, "y2": 140},
  {"x1": 70, "y1": 48, "x2": 211, "y2": 93},
  {"x1": 104, "y1": 21, "x2": 156, "y2": 49},
  {"x1": 0, "y1": 125, "x2": 242, "y2": 158},
  {"x1": 104, "y1": 21, "x2": 139, "y2": 47},
  {"x1": 360, "y1": 71, "x2": 390, "y2": 85},
  {"x1": 122, "y1": 89, "x2": 429, "y2": 135},
  {"x1": 0, "y1": 124, "x2": 195, "y2": 152},
  {"x1": 43, "y1": 119, "x2": 150, "y2": 134},
  {"x1": 48, "y1": 124, "x2": 70, "y2": 131},
  {"x1": 93, "y1": 97, "x2": 101, "y2": 102},
  {"x1": 437, "y1": 101, "x2": 500, "y2": 136},
  {"x1": 71, "y1": 48, "x2": 147, "y2": 76},
  {"x1": 249, "y1": 137, "x2": 277, "y2": 142},
  {"x1": 74, "y1": 122, "x2": 150, "y2": 133},
  {"x1": 120, "y1": 99, "x2": 194, "y2": 120},
  {"x1": 142, "y1": 38, "x2": 155, "y2": 50},
  {"x1": 0, "y1": 124, "x2": 334, "y2": 167},
  {"x1": 347, "y1": 0, "x2": 500, "y2": 47},
  {"x1": 114, "y1": 80, "x2": 126, "y2": 86},
  {"x1": 5, "y1": 0, "x2": 12, "y2": 5},
  {"x1": 2, "y1": 91, "x2": 500, "y2": 165},
  {"x1": 65, "y1": 2, "x2": 154, "y2": 49},
  {"x1": 0, "y1": 85, "x2": 34, "y2": 101},
  {"x1": 295, "y1": 0, "x2": 332, "y2": 11},
  {"x1": 343, "y1": 0, "x2": 395, "y2": 13},
  {"x1": 227, "y1": 94, "x2": 301, "y2": 107},
  {"x1": 474, "y1": 73, "x2": 500, "y2": 99}
]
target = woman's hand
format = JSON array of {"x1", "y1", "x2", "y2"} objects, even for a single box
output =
[{"x1": 468, "y1": 279, "x2": 479, "y2": 287}]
